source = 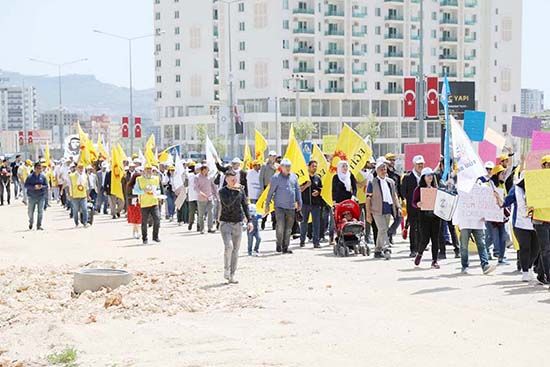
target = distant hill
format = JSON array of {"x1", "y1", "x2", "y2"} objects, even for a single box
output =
[{"x1": 0, "y1": 70, "x2": 154, "y2": 119}]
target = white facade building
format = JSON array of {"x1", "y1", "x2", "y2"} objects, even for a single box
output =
[
  {"x1": 0, "y1": 86, "x2": 38, "y2": 132},
  {"x1": 521, "y1": 88, "x2": 545, "y2": 115},
  {"x1": 154, "y1": 0, "x2": 522, "y2": 157}
]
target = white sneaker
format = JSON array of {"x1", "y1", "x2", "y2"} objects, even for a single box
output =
[
  {"x1": 461, "y1": 267, "x2": 470, "y2": 274},
  {"x1": 228, "y1": 275, "x2": 238, "y2": 284},
  {"x1": 253, "y1": 251, "x2": 260, "y2": 257},
  {"x1": 521, "y1": 272, "x2": 531, "y2": 282},
  {"x1": 224, "y1": 269, "x2": 230, "y2": 280}
]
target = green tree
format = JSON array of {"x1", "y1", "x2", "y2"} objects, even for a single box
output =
[
  {"x1": 212, "y1": 136, "x2": 227, "y2": 157},
  {"x1": 293, "y1": 120, "x2": 317, "y2": 142},
  {"x1": 196, "y1": 124, "x2": 207, "y2": 146},
  {"x1": 356, "y1": 114, "x2": 380, "y2": 145}
]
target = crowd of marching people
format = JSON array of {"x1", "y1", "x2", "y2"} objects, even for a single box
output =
[{"x1": 2, "y1": 144, "x2": 550, "y2": 287}]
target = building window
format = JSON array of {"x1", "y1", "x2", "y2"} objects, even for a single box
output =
[
  {"x1": 175, "y1": 42, "x2": 180, "y2": 51},
  {"x1": 155, "y1": 0, "x2": 160, "y2": 4},
  {"x1": 255, "y1": 62, "x2": 268, "y2": 88},
  {"x1": 239, "y1": 61, "x2": 246, "y2": 70},
  {"x1": 432, "y1": 12, "x2": 437, "y2": 20},
  {"x1": 175, "y1": 59, "x2": 181, "y2": 67},
  {"x1": 176, "y1": 90, "x2": 181, "y2": 98},
  {"x1": 155, "y1": 12, "x2": 160, "y2": 20},
  {"x1": 238, "y1": 2, "x2": 244, "y2": 12},
  {"x1": 375, "y1": 64, "x2": 381, "y2": 72},
  {"x1": 283, "y1": 60, "x2": 289, "y2": 69},
  {"x1": 375, "y1": 8, "x2": 381, "y2": 17},
  {"x1": 174, "y1": 10, "x2": 179, "y2": 18},
  {"x1": 175, "y1": 27, "x2": 180, "y2": 35},
  {"x1": 500, "y1": 68, "x2": 511, "y2": 91},
  {"x1": 156, "y1": 91, "x2": 162, "y2": 99},
  {"x1": 156, "y1": 60, "x2": 161, "y2": 68},
  {"x1": 431, "y1": 30, "x2": 436, "y2": 39},
  {"x1": 240, "y1": 80, "x2": 246, "y2": 89},
  {"x1": 156, "y1": 75, "x2": 162, "y2": 83},
  {"x1": 239, "y1": 41, "x2": 246, "y2": 50},
  {"x1": 283, "y1": 0, "x2": 289, "y2": 10},
  {"x1": 283, "y1": 40, "x2": 289, "y2": 49},
  {"x1": 501, "y1": 17, "x2": 512, "y2": 41},
  {"x1": 375, "y1": 26, "x2": 381, "y2": 35},
  {"x1": 254, "y1": 1, "x2": 268, "y2": 28},
  {"x1": 155, "y1": 44, "x2": 161, "y2": 52},
  {"x1": 283, "y1": 20, "x2": 289, "y2": 29},
  {"x1": 176, "y1": 75, "x2": 181, "y2": 82},
  {"x1": 189, "y1": 27, "x2": 201, "y2": 48},
  {"x1": 375, "y1": 82, "x2": 380, "y2": 90},
  {"x1": 190, "y1": 75, "x2": 201, "y2": 96},
  {"x1": 239, "y1": 22, "x2": 245, "y2": 31}
]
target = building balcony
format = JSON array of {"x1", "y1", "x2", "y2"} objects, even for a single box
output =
[
  {"x1": 293, "y1": 28, "x2": 315, "y2": 34},
  {"x1": 353, "y1": 87, "x2": 367, "y2": 93},
  {"x1": 410, "y1": 52, "x2": 420, "y2": 58},
  {"x1": 293, "y1": 47, "x2": 315, "y2": 54},
  {"x1": 464, "y1": 54, "x2": 476, "y2": 60},
  {"x1": 385, "y1": 87, "x2": 403, "y2": 94},
  {"x1": 352, "y1": 9, "x2": 367, "y2": 18},
  {"x1": 411, "y1": 0, "x2": 420, "y2": 3},
  {"x1": 384, "y1": 33, "x2": 404, "y2": 40},
  {"x1": 325, "y1": 88, "x2": 344, "y2": 93},
  {"x1": 293, "y1": 8, "x2": 314, "y2": 15},
  {"x1": 439, "y1": 54, "x2": 458, "y2": 60},
  {"x1": 440, "y1": 72, "x2": 457, "y2": 77},
  {"x1": 325, "y1": 68, "x2": 345, "y2": 75},
  {"x1": 352, "y1": 68, "x2": 366, "y2": 75},
  {"x1": 410, "y1": 34, "x2": 420, "y2": 41},
  {"x1": 352, "y1": 31, "x2": 367, "y2": 37},
  {"x1": 464, "y1": 36, "x2": 476, "y2": 43},
  {"x1": 384, "y1": 0, "x2": 404, "y2": 3},
  {"x1": 325, "y1": 10, "x2": 344, "y2": 17},
  {"x1": 325, "y1": 29, "x2": 345, "y2": 36},
  {"x1": 465, "y1": 0, "x2": 478, "y2": 8},
  {"x1": 464, "y1": 19, "x2": 477, "y2": 26},
  {"x1": 440, "y1": 0, "x2": 458, "y2": 7},
  {"x1": 440, "y1": 18, "x2": 458, "y2": 25},
  {"x1": 325, "y1": 49, "x2": 345, "y2": 55},
  {"x1": 384, "y1": 70, "x2": 404, "y2": 76},
  {"x1": 385, "y1": 14, "x2": 404, "y2": 21},
  {"x1": 464, "y1": 71, "x2": 476, "y2": 78},
  {"x1": 293, "y1": 67, "x2": 315, "y2": 73},
  {"x1": 440, "y1": 36, "x2": 458, "y2": 42},
  {"x1": 385, "y1": 51, "x2": 404, "y2": 58},
  {"x1": 352, "y1": 50, "x2": 366, "y2": 56}
]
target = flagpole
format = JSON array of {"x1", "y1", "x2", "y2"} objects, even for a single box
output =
[{"x1": 442, "y1": 74, "x2": 451, "y2": 182}]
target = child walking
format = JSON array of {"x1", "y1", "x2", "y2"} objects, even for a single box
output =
[{"x1": 248, "y1": 203, "x2": 262, "y2": 256}]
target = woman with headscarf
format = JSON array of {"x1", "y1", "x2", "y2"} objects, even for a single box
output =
[{"x1": 331, "y1": 161, "x2": 357, "y2": 204}]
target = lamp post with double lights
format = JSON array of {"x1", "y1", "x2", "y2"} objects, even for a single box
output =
[
  {"x1": 28, "y1": 57, "x2": 88, "y2": 149},
  {"x1": 93, "y1": 29, "x2": 163, "y2": 154}
]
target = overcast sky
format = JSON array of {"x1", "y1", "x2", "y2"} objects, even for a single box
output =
[{"x1": 0, "y1": 0, "x2": 547, "y2": 106}]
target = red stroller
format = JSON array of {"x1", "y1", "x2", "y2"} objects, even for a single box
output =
[{"x1": 332, "y1": 199, "x2": 370, "y2": 257}]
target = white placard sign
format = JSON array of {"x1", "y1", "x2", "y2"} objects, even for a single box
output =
[{"x1": 453, "y1": 184, "x2": 503, "y2": 229}]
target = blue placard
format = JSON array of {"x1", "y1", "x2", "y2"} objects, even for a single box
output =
[
  {"x1": 301, "y1": 141, "x2": 312, "y2": 163},
  {"x1": 463, "y1": 110, "x2": 486, "y2": 142}
]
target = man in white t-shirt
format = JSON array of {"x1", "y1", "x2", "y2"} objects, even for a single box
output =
[
  {"x1": 246, "y1": 160, "x2": 262, "y2": 203},
  {"x1": 186, "y1": 164, "x2": 199, "y2": 231}
]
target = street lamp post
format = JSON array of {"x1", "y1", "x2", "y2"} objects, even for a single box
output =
[
  {"x1": 28, "y1": 57, "x2": 88, "y2": 149},
  {"x1": 417, "y1": 0, "x2": 426, "y2": 143},
  {"x1": 93, "y1": 30, "x2": 162, "y2": 155}
]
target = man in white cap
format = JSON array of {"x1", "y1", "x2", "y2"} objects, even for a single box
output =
[
  {"x1": 259, "y1": 150, "x2": 278, "y2": 229},
  {"x1": 216, "y1": 157, "x2": 248, "y2": 195},
  {"x1": 401, "y1": 154, "x2": 425, "y2": 257},
  {"x1": 265, "y1": 158, "x2": 302, "y2": 254}
]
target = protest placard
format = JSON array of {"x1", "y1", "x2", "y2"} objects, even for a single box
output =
[
  {"x1": 511, "y1": 116, "x2": 542, "y2": 138},
  {"x1": 484, "y1": 128, "x2": 506, "y2": 151},
  {"x1": 463, "y1": 110, "x2": 486, "y2": 142},
  {"x1": 524, "y1": 169, "x2": 550, "y2": 209},
  {"x1": 404, "y1": 143, "x2": 440, "y2": 171},
  {"x1": 453, "y1": 185, "x2": 503, "y2": 228},
  {"x1": 531, "y1": 131, "x2": 550, "y2": 151},
  {"x1": 420, "y1": 188, "x2": 437, "y2": 211},
  {"x1": 478, "y1": 141, "x2": 497, "y2": 164},
  {"x1": 525, "y1": 150, "x2": 550, "y2": 170}
]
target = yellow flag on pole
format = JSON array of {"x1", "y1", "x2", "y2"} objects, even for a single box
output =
[
  {"x1": 97, "y1": 136, "x2": 109, "y2": 161},
  {"x1": 320, "y1": 123, "x2": 373, "y2": 206},
  {"x1": 116, "y1": 143, "x2": 128, "y2": 162},
  {"x1": 255, "y1": 185, "x2": 274, "y2": 215},
  {"x1": 243, "y1": 138, "x2": 253, "y2": 170},
  {"x1": 254, "y1": 129, "x2": 268, "y2": 162},
  {"x1": 110, "y1": 147, "x2": 125, "y2": 200},
  {"x1": 284, "y1": 125, "x2": 309, "y2": 185},
  {"x1": 44, "y1": 142, "x2": 51, "y2": 167},
  {"x1": 77, "y1": 122, "x2": 92, "y2": 166},
  {"x1": 144, "y1": 134, "x2": 158, "y2": 166},
  {"x1": 311, "y1": 143, "x2": 328, "y2": 180}
]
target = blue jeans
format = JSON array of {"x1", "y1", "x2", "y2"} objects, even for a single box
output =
[
  {"x1": 459, "y1": 228, "x2": 489, "y2": 270},
  {"x1": 300, "y1": 204, "x2": 321, "y2": 246},
  {"x1": 166, "y1": 190, "x2": 176, "y2": 218},
  {"x1": 28, "y1": 195, "x2": 46, "y2": 228},
  {"x1": 72, "y1": 198, "x2": 88, "y2": 225},
  {"x1": 484, "y1": 222, "x2": 494, "y2": 255},
  {"x1": 96, "y1": 190, "x2": 108, "y2": 214},
  {"x1": 247, "y1": 225, "x2": 261, "y2": 254},
  {"x1": 488, "y1": 223, "x2": 507, "y2": 260}
]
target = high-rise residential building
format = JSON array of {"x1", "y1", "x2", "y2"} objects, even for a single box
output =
[
  {"x1": 154, "y1": 0, "x2": 522, "y2": 157},
  {"x1": 39, "y1": 110, "x2": 80, "y2": 130},
  {"x1": 0, "y1": 86, "x2": 38, "y2": 132},
  {"x1": 521, "y1": 88, "x2": 545, "y2": 115}
]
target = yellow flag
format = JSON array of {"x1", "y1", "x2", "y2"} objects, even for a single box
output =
[
  {"x1": 110, "y1": 147, "x2": 125, "y2": 200},
  {"x1": 320, "y1": 123, "x2": 373, "y2": 206},
  {"x1": 97, "y1": 136, "x2": 109, "y2": 161},
  {"x1": 144, "y1": 134, "x2": 158, "y2": 166},
  {"x1": 158, "y1": 148, "x2": 170, "y2": 164},
  {"x1": 243, "y1": 138, "x2": 253, "y2": 170},
  {"x1": 77, "y1": 122, "x2": 92, "y2": 166},
  {"x1": 284, "y1": 125, "x2": 309, "y2": 185},
  {"x1": 311, "y1": 143, "x2": 328, "y2": 180},
  {"x1": 87, "y1": 138, "x2": 98, "y2": 163},
  {"x1": 44, "y1": 142, "x2": 51, "y2": 167},
  {"x1": 116, "y1": 143, "x2": 128, "y2": 162},
  {"x1": 256, "y1": 185, "x2": 275, "y2": 215},
  {"x1": 254, "y1": 129, "x2": 268, "y2": 162}
]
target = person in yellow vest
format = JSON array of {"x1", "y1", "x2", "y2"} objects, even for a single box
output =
[
  {"x1": 135, "y1": 164, "x2": 161, "y2": 245},
  {"x1": 69, "y1": 162, "x2": 89, "y2": 227}
]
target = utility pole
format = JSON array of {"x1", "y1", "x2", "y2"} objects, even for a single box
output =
[
  {"x1": 418, "y1": 0, "x2": 426, "y2": 143},
  {"x1": 290, "y1": 74, "x2": 305, "y2": 125}
]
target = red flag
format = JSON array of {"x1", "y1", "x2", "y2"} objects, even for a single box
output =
[
  {"x1": 134, "y1": 117, "x2": 142, "y2": 138},
  {"x1": 18, "y1": 131, "x2": 24, "y2": 145},
  {"x1": 426, "y1": 76, "x2": 439, "y2": 118},
  {"x1": 403, "y1": 77, "x2": 416, "y2": 118},
  {"x1": 27, "y1": 131, "x2": 33, "y2": 144},
  {"x1": 121, "y1": 117, "x2": 129, "y2": 138}
]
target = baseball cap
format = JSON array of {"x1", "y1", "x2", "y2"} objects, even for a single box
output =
[
  {"x1": 484, "y1": 161, "x2": 495, "y2": 170},
  {"x1": 421, "y1": 167, "x2": 434, "y2": 176},
  {"x1": 413, "y1": 155, "x2": 425, "y2": 164},
  {"x1": 231, "y1": 157, "x2": 242, "y2": 164},
  {"x1": 385, "y1": 153, "x2": 396, "y2": 160},
  {"x1": 491, "y1": 165, "x2": 505, "y2": 176},
  {"x1": 268, "y1": 150, "x2": 277, "y2": 156},
  {"x1": 280, "y1": 158, "x2": 292, "y2": 166},
  {"x1": 498, "y1": 154, "x2": 509, "y2": 162}
]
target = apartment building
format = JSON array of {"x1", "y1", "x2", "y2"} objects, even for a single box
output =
[
  {"x1": 154, "y1": 0, "x2": 522, "y2": 157},
  {"x1": 521, "y1": 88, "x2": 545, "y2": 115},
  {"x1": 0, "y1": 86, "x2": 38, "y2": 132}
]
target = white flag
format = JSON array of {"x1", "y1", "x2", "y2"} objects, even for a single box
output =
[
  {"x1": 205, "y1": 135, "x2": 219, "y2": 179},
  {"x1": 173, "y1": 154, "x2": 185, "y2": 191},
  {"x1": 451, "y1": 116, "x2": 486, "y2": 193}
]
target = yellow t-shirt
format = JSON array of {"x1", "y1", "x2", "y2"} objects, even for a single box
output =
[
  {"x1": 356, "y1": 171, "x2": 368, "y2": 204},
  {"x1": 137, "y1": 176, "x2": 160, "y2": 208},
  {"x1": 69, "y1": 172, "x2": 88, "y2": 199},
  {"x1": 18, "y1": 165, "x2": 29, "y2": 182}
]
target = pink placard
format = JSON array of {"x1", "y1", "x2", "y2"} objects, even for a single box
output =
[
  {"x1": 420, "y1": 188, "x2": 437, "y2": 211},
  {"x1": 478, "y1": 140, "x2": 497, "y2": 164},
  {"x1": 532, "y1": 131, "x2": 550, "y2": 151},
  {"x1": 404, "y1": 143, "x2": 441, "y2": 171},
  {"x1": 526, "y1": 149, "x2": 550, "y2": 170}
]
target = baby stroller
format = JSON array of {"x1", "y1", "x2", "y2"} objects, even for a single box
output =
[{"x1": 332, "y1": 199, "x2": 370, "y2": 257}]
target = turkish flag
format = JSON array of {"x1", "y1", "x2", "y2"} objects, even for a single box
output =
[
  {"x1": 121, "y1": 117, "x2": 129, "y2": 138},
  {"x1": 18, "y1": 131, "x2": 24, "y2": 145},
  {"x1": 134, "y1": 117, "x2": 142, "y2": 138},
  {"x1": 403, "y1": 77, "x2": 416, "y2": 118},
  {"x1": 27, "y1": 131, "x2": 33, "y2": 144},
  {"x1": 426, "y1": 76, "x2": 439, "y2": 118}
]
